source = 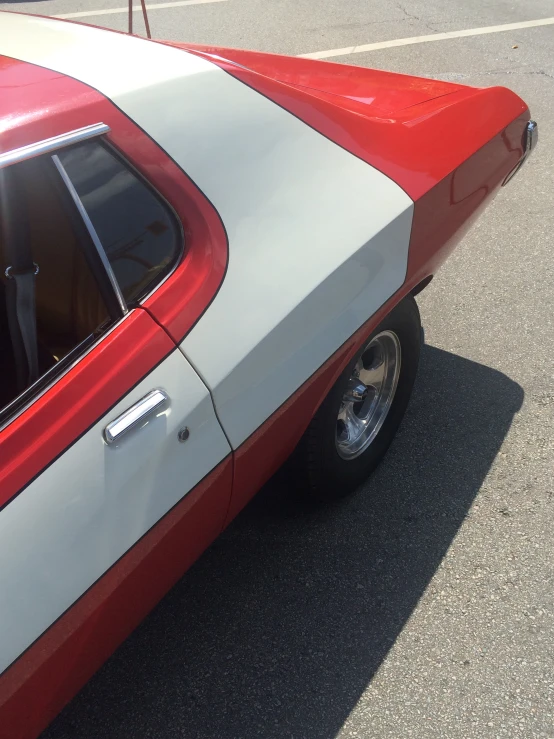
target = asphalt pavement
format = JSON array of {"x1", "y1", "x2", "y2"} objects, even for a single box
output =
[{"x1": 2, "y1": 0, "x2": 553, "y2": 736}]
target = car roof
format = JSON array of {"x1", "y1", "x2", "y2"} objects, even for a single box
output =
[{"x1": 0, "y1": 12, "x2": 207, "y2": 152}]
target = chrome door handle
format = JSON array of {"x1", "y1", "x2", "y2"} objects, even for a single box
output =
[{"x1": 104, "y1": 389, "x2": 168, "y2": 444}]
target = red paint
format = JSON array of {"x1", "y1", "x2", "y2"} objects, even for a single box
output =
[
  {"x1": 407, "y1": 112, "x2": 529, "y2": 286},
  {"x1": 228, "y1": 341, "x2": 354, "y2": 523},
  {"x1": 99, "y1": 110, "x2": 228, "y2": 345},
  {"x1": 0, "y1": 55, "x2": 228, "y2": 345},
  {"x1": 0, "y1": 38, "x2": 535, "y2": 739},
  {"x1": 227, "y1": 286, "x2": 415, "y2": 524},
  {"x1": 227, "y1": 111, "x2": 530, "y2": 523},
  {"x1": 0, "y1": 57, "x2": 107, "y2": 153},
  {"x1": 138, "y1": 154, "x2": 228, "y2": 344},
  {"x1": 0, "y1": 288, "x2": 410, "y2": 739},
  {"x1": 0, "y1": 310, "x2": 172, "y2": 510},
  {"x1": 172, "y1": 42, "x2": 528, "y2": 201},
  {"x1": 0, "y1": 458, "x2": 232, "y2": 739},
  {"x1": 178, "y1": 43, "x2": 467, "y2": 114},
  {"x1": 0, "y1": 55, "x2": 230, "y2": 734}
]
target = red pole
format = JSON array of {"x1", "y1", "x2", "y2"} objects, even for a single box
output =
[{"x1": 140, "y1": 0, "x2": 152, "y2": 38}]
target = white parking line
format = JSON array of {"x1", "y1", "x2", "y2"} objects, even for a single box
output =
[
  {"x1": 55, "y1": 0, "x2": 227, "y2": 21},
  {"x1": 298, "y1": 16, "x2": 554, "y2": 60}
]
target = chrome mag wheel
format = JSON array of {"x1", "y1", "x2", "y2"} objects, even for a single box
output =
[{"x1": 335, "y1": 330, "x2": 401, "y2": 460}]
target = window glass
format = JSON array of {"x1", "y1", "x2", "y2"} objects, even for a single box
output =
[
  {"x1": 57, "y1": 142, "x2": 180, "y2": 304},
  {"x1": 0, "y1": 155, "x2": 111, "y2": 414}
]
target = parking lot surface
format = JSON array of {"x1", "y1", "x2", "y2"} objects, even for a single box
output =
[{"x1": 2, "y1": 0, "x2": 553, "y2": 736}]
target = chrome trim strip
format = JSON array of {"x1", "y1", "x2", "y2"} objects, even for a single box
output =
[
  {"x1": 526, "y1": 119, "x2": 538, "y2": 154},
  {"x1": 100, "y1": 139, "x2": 186, "y2": 307},
  {"x1": 0, "y1": 123, "x2": 110, "y2": 169},
  {"x1": 503, "y1": 119, "x2": 538, "y2": 186},
  {"x1": 51, "y1": 154, "x2": 128, "y2": 316},
  {"x1": 104, "y1": 389, "x2": 169, "y2": 444}
]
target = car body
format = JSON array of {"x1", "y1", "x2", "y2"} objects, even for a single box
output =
[{"x1": 0, "y1": 11, "x2": 536, "y2": 739}]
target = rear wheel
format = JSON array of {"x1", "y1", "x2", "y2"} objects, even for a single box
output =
[{"x1": 296, "y1": 296, "x2": 421, "y2": 503}]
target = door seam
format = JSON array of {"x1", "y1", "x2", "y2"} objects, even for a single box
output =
[{"x1": 137, "y1": 305, "x2": 236, "y2": 529}]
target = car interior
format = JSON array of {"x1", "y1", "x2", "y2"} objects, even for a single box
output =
[{"x1": 0, "y1": 155, "x2": 110, "y2": 414}]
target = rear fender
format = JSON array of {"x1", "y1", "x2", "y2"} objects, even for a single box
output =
[{"x1": 170, "y1": 41, "x2": 529, "y2": 201}]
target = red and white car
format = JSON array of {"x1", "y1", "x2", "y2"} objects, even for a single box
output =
[{"x1": 0, "y1": 11, "x2": 537, "y2": 739}]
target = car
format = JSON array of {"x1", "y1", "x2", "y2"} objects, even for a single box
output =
[{"x1": 0, "y1": 10, "x2": 537, "y2": 739}]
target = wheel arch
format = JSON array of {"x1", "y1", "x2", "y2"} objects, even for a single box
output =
[{"x1": 226, "y1": 291, "x2": 420, "y2": 524}]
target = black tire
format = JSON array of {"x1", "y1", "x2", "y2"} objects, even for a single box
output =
[{"x1": 295, "y1": 295, "x2": 422, "y2": 503}]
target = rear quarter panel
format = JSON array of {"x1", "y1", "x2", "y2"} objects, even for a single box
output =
[{"x1": 407, "y1": 109, "x2": 529, "y2": 288}]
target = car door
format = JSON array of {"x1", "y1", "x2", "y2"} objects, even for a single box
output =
[{"x1": 0, "y1": 127, "x2": 232, "y2": 680}]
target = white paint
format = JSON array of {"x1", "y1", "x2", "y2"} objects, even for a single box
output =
[
  {"x1": 0, "y1": 346, "x2": 231, "y2": 675},
  {"x1": 55, "y1": 0, "x2": 228, "y2": 21},
  {"x1": 0, "y1": 14, "x2": 213, "y2": 95},
  {"x1": 1, "y1": 14, "x2": 413, "y2": 450},
  {"x1": 298, "y1": 16, "x2": 554, "y2": 60},
  {"x1": 183, "y1": 205, "x2": 413, "y2": 448}
]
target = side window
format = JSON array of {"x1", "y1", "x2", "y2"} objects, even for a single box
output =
[
  {"x1": 0, "y1": 155, "x2": 113, "y2": 416},
  {"x1": 0, "y1": 134, "x2": 181, "y2": 422},
  {"x1": 57, "y1": 141, "x2": 181, "y2": 304}
]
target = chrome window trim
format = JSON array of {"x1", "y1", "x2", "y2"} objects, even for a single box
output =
[
  {"x1": 0, "y1": 125, "x2": 185, "y2": 432},
  {"x1": 0, "y1": 123, "x2": 110, "y2": 169},
  {"x1": 51, "y1": 153, "x2": 128, "y2": 316},
  {"x1": 100, "y1": 139, "x2": 185, "y2": 307}
]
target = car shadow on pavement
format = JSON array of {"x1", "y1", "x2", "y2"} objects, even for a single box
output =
[{"x1": 42, "y1": 344, "x2": 524, "y2": 739}]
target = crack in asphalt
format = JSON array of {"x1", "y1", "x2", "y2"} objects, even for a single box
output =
[
  {"x1": 482, "y1": 68, "x2": 554, "y2": 79},
  {"x1": 395, "y1": 2, "x2": 437, "y2": 32},
  {"x1": 432, "y1": 68, "x2": 554, "y2": 82}
]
